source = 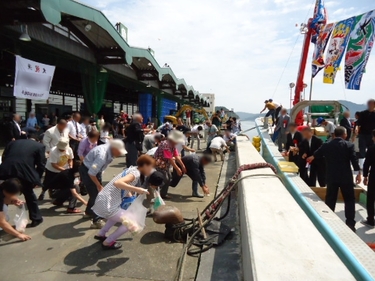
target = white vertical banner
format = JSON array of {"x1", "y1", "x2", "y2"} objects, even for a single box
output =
[{"x1": 13, "y1": 55, "x2": 55, "y2": 100}]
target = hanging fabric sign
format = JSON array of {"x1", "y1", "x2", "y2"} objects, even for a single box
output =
[
  {"x1": 312, "y1": 23, "x2": 335, "y2": 77},
  {"x1": 345, "y1": 10, "x2": 375, "y2": 90},
  {"x1": 14, "y1": 55, "x2": 55, "y2": 100},
  {"x1": 323, "y1": 17, "x2": 355, "y2": 84}
]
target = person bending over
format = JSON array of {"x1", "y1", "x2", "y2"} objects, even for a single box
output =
[
  {"x1": 92, "y1": 155, "x2": 159, "y2": 249},
  {"x1": 0, "y1": 178, "x2": 31, "y2": 241}
]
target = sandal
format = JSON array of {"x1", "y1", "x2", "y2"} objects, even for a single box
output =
[
  {"x1": 67, "y1": 208, "x2": 82, "y2": 214},
  {"x1": 94, "y1": 235, "x2": 107, "y2": 242},
  {"x1": 102, "y1": 241, "x2": 122, "y2": 250}
]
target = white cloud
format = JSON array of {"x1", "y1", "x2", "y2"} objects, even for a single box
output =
[{"x1": 80, "y1": 0, "x2": 375, "y2": 113}]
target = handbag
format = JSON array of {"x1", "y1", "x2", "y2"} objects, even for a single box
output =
[{"x1": 120, "y1": 168, "x2": 136, "y2": 210}]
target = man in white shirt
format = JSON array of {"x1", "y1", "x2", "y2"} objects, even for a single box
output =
[
  {"x1": 80, "y1": 117, "x2": 90, "y2": 139},
  {"x1": 43, "y1": 119, "x2": 68, "y2": 153},
  {"x1": 317, "y1": 117, "x2": 336, "y2": 140},
  {"x1": 209, "y1": 136, "x2": 229, "y2": 162},
  {"x1": 190, "y1": 125, "x2": 203, "y2": 150},
  {"x1": 68, "y1": 112, "x2": 83, "y2": 157}
]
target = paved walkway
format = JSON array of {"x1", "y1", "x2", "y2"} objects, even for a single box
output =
[{"x1": 0, "y1": 156, "x2": 224, "y2": 281}]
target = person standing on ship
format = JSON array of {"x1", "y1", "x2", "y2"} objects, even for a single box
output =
[
  {"x1": 274, "y1": 108, "x2": 290, "y2": 152},
  {"x1": 340, "y1": 111, "x2": 352, "y2": 141},
  {"x1": 356, "y1": 99, "x2": 375, "y2": 169},
  {"x1": 361, "y1": 129, "x2": 375, "y2": 227},
  {"x1": 269, "y1": 99, "x2": 282, "y2": 120},
  {"x1": 285, "y1": 123, "x2": 303, "y2": 167},
  {"x1": 260, "y1": 100, "x2": 276, "y2": 126},
  {"x1": 316, "y1": 117, "x2": 336, "y2": 141},
  {"x1": 307, "y1": 127, "x2": 361, "y2": 232},
  {"x1": 298, "y1": 127, "x2": 326, "y2": 187}
]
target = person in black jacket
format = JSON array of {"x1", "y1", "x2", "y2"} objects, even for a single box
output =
[
  {"x1": 5, "y1": 113, "x2": 24, "y2": 145},
  {"x1": 170, "y1": 154, "x2": 211, "y2": 197},
  {"x1": 339, "y1": 111, "x2": 352, "y2": 141},
  {"x1": 307, "y1": 126, "x2": 361, "y2": 232},
  {"x1": 0, "y1": 138, "x2": 46, "y2": 227},
  {"x1": 298, "y1": 127, "x2": 326, "y2": 187},
  {"x1": 362, "y1": 129, "x2": 375, "y2": 227},
  {"x1": 285, "y1": 123, "x2": 303, "y2": 167},
  {"x1": 124, "y1": 114, "x2": 149, "y2": 167},
  {"x1": 357, "y1": 99, "x2": 375, "y2": 169}
]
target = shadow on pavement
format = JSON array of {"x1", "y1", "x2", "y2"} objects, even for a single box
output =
[
  {"x1": 64, "y1": 242, "x2": 127, "y2": 276},
  {"x1": 43, "y1": 219, "x2": 90, "y2": 240},
  {"x1": 140, "y1": 231, "x2": 165, "y2": 245}
]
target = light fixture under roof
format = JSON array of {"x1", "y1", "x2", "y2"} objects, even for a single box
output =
[
  {"x1": 147, "y1": 62, "x2": 152, "y2": 66},
  {"x1": 19, "y1": 25, "x2": 31, "y2": 41},
  {"x1": 146, "y1": 82, "x2": 151, "y2": 88},
  {"x1": 100, "y1": 67, "x2": 107, "y2": 73},
  {"x1": 84, "y1": 24, "x2": 92, "y2": 32},
  {"x1": 27, "y1": 6, "x2": 36, "y2": 11}
]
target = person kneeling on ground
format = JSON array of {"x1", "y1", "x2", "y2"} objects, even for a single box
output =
[
  {"x1": 92, "y1": 155, "x2": 161, "y2": 249},
  {"x1": 48, "y1": 160, "x2": 88, "y2": 213},
  {"x1": 154, "y1": 130, "x2": 186, "y2": 199},
  {"x1": 0, "y1": 178, "x2": 31, "y2": 241},
  {"x1": 171, "y1": 154, "x2": 211, "y2": 198},
  {"x1": 41, "y1": 138, "x2": 87, "y2": 213},
  {"x1": 209, "y1": 136, "x2": 230, "y2": 162}
]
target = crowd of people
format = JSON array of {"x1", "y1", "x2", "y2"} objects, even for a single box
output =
[
  {"x1": 263, "y1": 99, "x2": 375, "y2": 232},
  {"x1": 0, "y1": 109, "x2": 239, "y2": 248}
]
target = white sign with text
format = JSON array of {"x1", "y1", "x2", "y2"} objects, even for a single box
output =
[{"x1": 14, "y1": 55, "x2": 55, "y2": 100}]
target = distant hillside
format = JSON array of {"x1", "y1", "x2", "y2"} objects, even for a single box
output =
[
  {"x1": 236, "y1": 112, "x2": 261, "y2": 121},
  {"x1": 338, "y1": 100, "x2": 366, "y2": 114}
]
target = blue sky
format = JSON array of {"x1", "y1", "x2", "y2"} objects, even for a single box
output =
[{"x1": 80, "y1": 0, "x2": 375, "y2": 112}]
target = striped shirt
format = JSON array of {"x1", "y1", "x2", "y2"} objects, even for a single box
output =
[
  {"x1": 83, "y1": 144, "x2": 114, "y2": 176},
  {"x1": 92, "y1": 166, "x2": 140, "y2": 218}
]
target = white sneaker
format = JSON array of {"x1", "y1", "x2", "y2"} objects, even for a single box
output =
[{"x1": 90, "y1": 219, "x2": 105, "y2": 229}]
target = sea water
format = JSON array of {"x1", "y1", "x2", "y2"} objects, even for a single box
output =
[{"x1": 240, "y1": 120, "x2": 257, "y2": 138}]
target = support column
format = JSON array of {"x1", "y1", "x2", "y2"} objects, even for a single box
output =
[{"x1": 156, "y1": 94, "x2": 163, "y2": 125}]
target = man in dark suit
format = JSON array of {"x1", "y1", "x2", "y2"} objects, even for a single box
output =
[
  {"x1": 298, "y1": 127, "x2": 326, "y2": 187},
  {"x1": 285, "y1": 123, "x2": 303, "y2": 166},
  {"x1": 5, "y1": 113, "x2": 23, "y2": 144},
  {"x1": 340, "y1": 111, "x2": 352, "y2": 141},
  {"x1": 0, "y1": 138, "x2": 46, "y2": 227},
  {"x1": 307, "y1": 126, "x2": 361, "y2": 232},
  {"x1": 361, "y1": 129, "x2": 375, "y2": 227}
]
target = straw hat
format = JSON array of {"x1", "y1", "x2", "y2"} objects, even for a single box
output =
[{"x1": 56, "y1": 137, "x2": 69, "y2": 150}]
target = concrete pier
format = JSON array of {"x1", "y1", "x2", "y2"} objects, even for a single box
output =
[{"x1": 235, "y1": 136, "x2": 354, "y2": 280}]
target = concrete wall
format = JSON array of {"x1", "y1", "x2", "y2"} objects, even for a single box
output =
[{"x1": 235, "y1": 136, "x2": 354, "y2": 280}]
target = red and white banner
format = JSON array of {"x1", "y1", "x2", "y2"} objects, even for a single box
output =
[{"x1": 14, "y1": 55, "x2": 55, "y2": 100}]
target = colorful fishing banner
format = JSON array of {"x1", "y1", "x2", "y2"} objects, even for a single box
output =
[
  {"x1": 312, "y1": 23, "x2": 334, "y2": 77},
  {"x1": 323, "y1": 17, "x2": 355, "y2": 84},
  {"x1": 310, "y1": 0, "x2": 327, "y2": 44},
  {"x1": 345, "y1": 10, "x2": 375, "y2": 90}
]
